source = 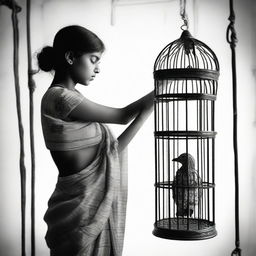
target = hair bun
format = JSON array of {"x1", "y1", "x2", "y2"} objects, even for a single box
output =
[{"x1": 37, "y1": 46, "x2": 55, "y2": 72}]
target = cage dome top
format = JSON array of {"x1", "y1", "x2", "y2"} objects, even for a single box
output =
[{"x1": 154, "y1": 30, "x2": 219, "y2": 81}]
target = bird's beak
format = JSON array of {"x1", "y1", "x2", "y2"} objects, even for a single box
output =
[{"x1": 172, "y1": 158, "x2": 178, "y2": 162}]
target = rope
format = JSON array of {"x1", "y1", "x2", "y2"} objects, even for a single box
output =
[
  {"x1": 180, "y1": 0, "x2": 189, "y2": 30},
  {"x1": 226, "y1": 0, "x2": 241, "y2": 255},
  {"x1": 9, "y1": 1, "x2": 27, "y2": 256},
  {"x1": 0, "y1": 0, "x2": 21, "y2": 11},
  {"x1": 2, "y1": 1, "x2": 37, "y2": 255},
  {"x1": 26, "y1": 0, "x2": 37, "y2": 255}
]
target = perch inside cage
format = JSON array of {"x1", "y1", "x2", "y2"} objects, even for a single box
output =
[{"x1": 153, "y1": 30, "x2": 219, "y2": 240}]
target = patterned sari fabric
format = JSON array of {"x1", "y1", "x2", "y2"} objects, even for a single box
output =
[{"x1": 44, "y1": 124, "x2": 128, "y2": 256}]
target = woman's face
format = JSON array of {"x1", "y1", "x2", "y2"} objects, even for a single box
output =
[{"x1": 70, "y1": 51, "x2": 102, "y2": 86}]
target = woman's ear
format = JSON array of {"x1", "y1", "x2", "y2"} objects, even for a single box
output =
[{"x1": 64, "y1": 51, "x2": 75, "y2": 65}]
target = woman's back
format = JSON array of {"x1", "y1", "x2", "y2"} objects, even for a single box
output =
[
  {"x1": 50, "y1": 146, "x2": 99, "y2": 177},
  {"x1": 41, "y1": 86, "x2": 102, "y2": 176}
]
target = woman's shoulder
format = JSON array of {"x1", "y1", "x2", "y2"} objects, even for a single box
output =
[
  {"x1": 42, "y1": 86, "x2": 63, "y2": 100},
  {"x1": 41, "y1": 86, "x2": 84, "y2": 119},
  {"x1": 43, "y1": 85, "x2": 72, "y2": 96},
  {"x1": 42, "y1": 86, "x2": 83, "y2": 103}
]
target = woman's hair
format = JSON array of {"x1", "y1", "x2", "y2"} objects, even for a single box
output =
[{"x1": 37, "y1": 25, "x2": 105, "y2": 72}]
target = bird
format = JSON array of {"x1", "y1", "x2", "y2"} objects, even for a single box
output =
[{"x1": 172, "y1": 153, "x2": 202, "y2": 217}]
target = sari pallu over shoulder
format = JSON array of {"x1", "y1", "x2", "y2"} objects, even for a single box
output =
[{"x1": 44, "y1": 124, "x2": 128, "y2": 256}]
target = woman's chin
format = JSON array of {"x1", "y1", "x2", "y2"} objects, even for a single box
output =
[{"x1": 81, "y1": 80, "x2": 90, "y2": 86}]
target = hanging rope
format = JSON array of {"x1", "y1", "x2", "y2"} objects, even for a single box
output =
[
  {"x1": 0, "y1": 1, "x2": 26, "y2": 255},
  {"x1": 11, "y1": 2, "x2": 27, "y2": 256},
  {"x1": 11, "y1": 3, "x2": 27, "y2": 256},
  {"x1": 26, "y1": 0, "x2": 37, "y2": 255},
  {"x1": 180, "y1": 0, "x2": 189, "y2": 30},
  {"x1": 226, "y1": 0, "x2": 241, "y2": 255},
  {"x1": 0, "y1": 0, "x2": 20, "y2": 11}
]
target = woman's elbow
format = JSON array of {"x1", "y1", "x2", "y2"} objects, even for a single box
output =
[
  {"x1": 120, "y1": 107, "x2": 138, "y2": 125},
  {"x1": 120, "y1": 116, "x2": 130, "y2": 125},
  {"x1": 118, "y1": 108, "x2": 129, "y2": 125},
  {"x1": 120, "y1": 113, "x2": 137, "y2": 125}
]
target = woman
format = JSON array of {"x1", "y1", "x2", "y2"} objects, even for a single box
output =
[{"x1": 38, "y1": 25, "x2": 154, "y2": 256}]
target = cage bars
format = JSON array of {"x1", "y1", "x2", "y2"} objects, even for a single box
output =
[{"x1": 153, "y1": 30, "x2": 219, "y2": 240}]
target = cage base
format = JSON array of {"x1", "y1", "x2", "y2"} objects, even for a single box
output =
[{"x1": 153, "y1": 218, "x2": 217, "y2": 240}]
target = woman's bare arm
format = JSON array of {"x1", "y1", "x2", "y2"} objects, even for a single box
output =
[
  {"x1": 68, "y1": 90, "x2": 154, "y2": 124},
  {"x1": 68, "y1": 89, "x2": 155, "y2": 152},
  {"x1": 117, "y1": 101, "x2": 153, "y2": 153}
]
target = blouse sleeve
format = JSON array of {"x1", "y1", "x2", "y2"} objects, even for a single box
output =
[{"x1": 52, "y1": 87, "x2": 84, "y2": 119}]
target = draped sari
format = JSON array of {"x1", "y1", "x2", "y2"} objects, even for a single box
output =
[{"x1": 44, "y1": 124, "x2": 128, "y2": 256}]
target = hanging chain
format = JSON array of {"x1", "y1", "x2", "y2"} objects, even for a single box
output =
[
  {"x1": 180, "y1": 0, "x2": 189, "y2": 30},
  {"x1": 226, "y1": 0, "x2": 241, "y2": 255}
]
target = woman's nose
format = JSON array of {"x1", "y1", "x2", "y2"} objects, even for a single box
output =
[{"x1": 94, "y1": 66, "x2": 100, "y2": 73}]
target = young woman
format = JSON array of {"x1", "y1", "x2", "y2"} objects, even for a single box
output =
[{"x1": 38, "y1": 25, "x2": 154, "y2": 256}]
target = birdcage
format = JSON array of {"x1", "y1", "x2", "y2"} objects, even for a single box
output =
[{"x1": 153, "y1": 30, "x2": 219, "y2": 240}]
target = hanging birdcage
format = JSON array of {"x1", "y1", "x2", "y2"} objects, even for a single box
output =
[{"x1": 153, "y1": 30, "x2": 219, "y2": 240}]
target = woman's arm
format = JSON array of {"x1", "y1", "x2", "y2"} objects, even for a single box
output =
[
  {"x1": 123, "y1": 90, "x2": 154, "y2": 123},
  {"x1": 68, "y1": 89, "x2": 155, "y2": 152},
  {"x1": 68, "y1": 90, "x2": 154, "y2": 124},
  {"x1": 117, "y1": 101, "x2": 153, "y2": 153}
]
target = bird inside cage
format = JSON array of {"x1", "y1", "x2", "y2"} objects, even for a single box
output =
[{"x1": 172, "y1": 153, "x2": 202, "y2": 217}]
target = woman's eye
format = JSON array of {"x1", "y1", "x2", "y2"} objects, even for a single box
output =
[{"x1": 91, "y1": 57, "x2": 98, "y2": 64}]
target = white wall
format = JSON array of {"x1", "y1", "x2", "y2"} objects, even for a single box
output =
[{"x1": 0, "y1": 0, "x2": 255, "y2": 255}]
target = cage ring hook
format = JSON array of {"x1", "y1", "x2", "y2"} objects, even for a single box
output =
[
  {"x1": 180, "y1": 23, "x2": 188, "y2": 31},
  {"x1": 180, "y1": 19, "x2": 189, "y2": 31}
]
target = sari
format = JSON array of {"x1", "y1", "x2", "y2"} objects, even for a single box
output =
[{"x1": 44, "y1": 124, "x2": 128, "y2": 256}]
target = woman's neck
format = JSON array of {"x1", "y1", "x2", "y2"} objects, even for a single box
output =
[{"x1": 51, "y1": 71, "x2": 76, "y2": 91}]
